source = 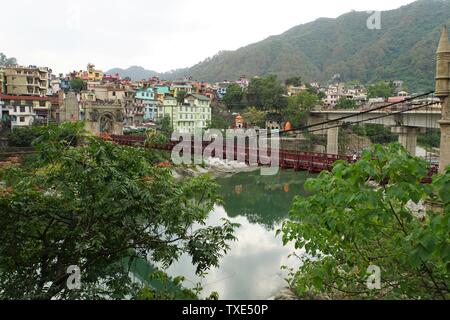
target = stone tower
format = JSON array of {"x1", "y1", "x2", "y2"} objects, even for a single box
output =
[{"x1": 436, "y1": 26, "x2": 450, "y2": 173}]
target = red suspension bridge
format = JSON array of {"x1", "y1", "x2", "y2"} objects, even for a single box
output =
[
  {"x1": 110, "y1": 134, "x2": 355, "y2": 173},
  {"x1": 109, "y1": 92, "x2": 440, "y2": 181}
]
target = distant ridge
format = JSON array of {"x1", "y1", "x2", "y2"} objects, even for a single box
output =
[{"x1": 106, "y1": 66, "x2": 160, "y2": 81}]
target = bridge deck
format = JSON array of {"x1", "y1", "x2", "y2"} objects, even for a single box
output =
[{"x1": 110, "y1": 134, "x2": 437, "y2": 180}]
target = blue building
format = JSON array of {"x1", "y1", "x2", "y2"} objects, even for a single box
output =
[{"x1": 136, "y1": 87, "x2": 157, "y2": 121}]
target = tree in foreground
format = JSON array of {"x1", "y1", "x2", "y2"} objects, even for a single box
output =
[
  {"x1": 0, "y1": 122, "x2": 238, "y2": 299},
  {"x1": 282, "y1": 144, "x2": 449, "y2": 299}
]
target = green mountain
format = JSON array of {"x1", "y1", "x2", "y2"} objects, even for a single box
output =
[
  {"x1": 106, "y1": 66, "x2": 159, "y2": 80},
  {"x1": 108, "y1": 0, "x2": 450, "y2": 91}
]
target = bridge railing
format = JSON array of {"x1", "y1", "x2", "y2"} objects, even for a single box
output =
[{"x1": 110, "y1": 134, "x2": 437, "y2": 176}]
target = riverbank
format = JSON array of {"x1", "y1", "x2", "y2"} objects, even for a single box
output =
[{"x1": 172, "y1": 157, "x2": 260, "y2": 179}]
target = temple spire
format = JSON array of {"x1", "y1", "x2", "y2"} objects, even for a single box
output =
[{"x1": 437, "y1": 25, "x2": 450, "y2": 54}]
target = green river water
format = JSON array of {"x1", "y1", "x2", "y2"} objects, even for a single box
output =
[{"x1": 161, "y1": 169, "x2": 313, "y2": 300}]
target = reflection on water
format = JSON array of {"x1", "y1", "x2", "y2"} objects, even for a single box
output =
[
  {"x1": 163, "y1": 170, "x2": 313, "y2": 300},
  {"x1": 217, "y1": 170, "x2": 311, "y2": 230}
]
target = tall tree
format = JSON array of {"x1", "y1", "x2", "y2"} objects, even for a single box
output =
[
  {"x1": 0, "y1": 53, "x2": 17, "y2": 66},
  {"x1": 335, "y1": 97, "x2": 357, "y2": 109},
  {"x1": 222, "y1": 84, "x2": 245, "y2": 110},
  {"x1": 285, "y1": 91, "x2": 320, "y2": 127},
  {"x1": 246, "y1": 75, "x2": 287, "y2": 112},
  {"x1": 242, "y1": 107, "x2": 266, "y2": 128},
  {"x1": 0, "y1": 122, "x2": 238, "y2": 299},
  {"x1": 285, "y1": 77, "x2": 303, "y2": 87},
  {"x1": 69, "y1": 78, "x2": 86, "y2": 93},
  {"x1": 367, "y1": 81, "x2": 395, "y2": 99}
]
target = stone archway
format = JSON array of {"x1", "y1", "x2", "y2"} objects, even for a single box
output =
[
  {"x1": 100, "y1": 113, "x2": 114, "y2": 134},
  {"x1": 84, "y1": 101, "x2": 124, "y2": 135}
]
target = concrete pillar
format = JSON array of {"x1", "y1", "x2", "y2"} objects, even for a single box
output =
[
  {"x1": 391, "y1": 126, "x2": 418, "y2": 155},
  {"x1": 327, "y1": 126, "x2": 339, "y2": 155}
]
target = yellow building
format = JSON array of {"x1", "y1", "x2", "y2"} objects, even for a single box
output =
[
  {"x1": 4, "y1": 66, "x2": 49, "y2": 96},
  {"x1": 76, "y1": 63, "x2": 104, "y2": 82},
  {"x1": 287, "y1": 84, "x2": 307, "y2": 96},
  {"x1": 170, "y1": 84, "x2": 193, "y2": 98}
]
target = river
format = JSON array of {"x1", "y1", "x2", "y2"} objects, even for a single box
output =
[{"x1": 162, "y1": 169, "x2": 314, "y2": 300}]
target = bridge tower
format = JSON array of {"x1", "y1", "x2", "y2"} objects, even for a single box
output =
[{"x1": 436, "y1": 26, "x2": 450, "y2": 173}]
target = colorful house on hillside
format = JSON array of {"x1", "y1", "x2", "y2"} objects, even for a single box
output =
[
  {"x1": 155, "y1": 85, "x2": 171, "y2": 102},
  {"x1": 157, "y1": 96, "x2": 178, "y2": 128},
  {"x1": 136, "y1": 87, "x2": 157, "y2": 121},
  {"x1": 176, "y1": 94, "x2": 211, "y2": 133},
  {"x1": 76, "y1": 63, "x2": 104, "y2": 82},
  {"x1": 171, "y1": 83, "x2": 193, "y2": 98}
]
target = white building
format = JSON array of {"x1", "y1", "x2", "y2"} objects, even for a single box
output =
[
  {"x1": 9, "y1": 105, "x2": 35, "y2": 127},
  {"x1": 158, "y1": 94, "x2": 211, "y2": 134}
]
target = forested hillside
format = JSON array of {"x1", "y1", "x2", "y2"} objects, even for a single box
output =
[{"x1": 108, "y1": 0, "x2": 450, "y2": 91}]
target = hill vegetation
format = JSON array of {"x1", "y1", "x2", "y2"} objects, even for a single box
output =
[{"x1": 107, "y1": 0, "x2": 450, "y2": 92}]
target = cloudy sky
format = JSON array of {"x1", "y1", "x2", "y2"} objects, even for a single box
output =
[{"x1": 0, "y1": 0, "x2": 416, "y2": 74}]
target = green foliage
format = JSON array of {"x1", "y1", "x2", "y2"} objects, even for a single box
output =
[
  {"x1": 246, "y1": 75, "x2": 287, "y2": 111},
  {"x1": 177, "y1": 91, "x2": 188, "y2": 104},
  {"x1": 206, "y1": 112, "x2": 232, "y2": 130},
  {"x1": 222, "y1": 84, "x2": 245, "y2": 110},
  {"x1": 0, "y1": 53, "x2": 17, "y2": 66},
  {"x1": 157, "y1": 115, "x2": 173, "y2": 138},
  {"x1": 69, "y1": 78, "x2": 86, "y2": 93},
  {"x1": 418, "y1": 129, "x2": 440, "y2": 149},
  {"x1": 145, "y1": 129, "x2": 169, "y2": 149},
  {"x1": 335, "y1": 97, "x2": 357, "y2": 110},
  {"x1": 285, "y1": 77, "x2": 303, "y2": 87},
  {"x1": 282, "y1": 144, "x2": 450, "y2": 300},
  {"x1": 136, "y1": 270, "x2": 220, "y2": 300},
  {"x1": 242, "y1": 107, "x2": 266, "y2": 128},
  {"x1": 351, "y1": 124, "x2": 397, "y2": 145},
  {"x1": 6, "y1": 122, "x2": 82, "y2": 148},
  {"x1": 306, "y1": 84, "x2": 325, "y2": 99},
  {"x1": 0, "y1": 123, "x2": 238, "y2": 299},
  {"x1": 285, "y1": 91, "x2": 320, "y2": 127},
  {"x1": 367, "y1": 81, "x2": 395, "y2": 99},
  {"x1": 7, "y1": 126, "x2": 40, "y2": 147}
]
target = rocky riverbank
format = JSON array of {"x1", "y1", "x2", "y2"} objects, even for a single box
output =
[{"x1": 172, "y1": 157, "x2": 260, "y2": 179}]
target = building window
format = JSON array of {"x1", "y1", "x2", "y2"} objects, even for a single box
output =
[
  {"x1": 20, "y1": 106, "x2": 26, "y2": 113},
  {"x1": 19, "y1": 117, "x2": 25, "y2": 123}
]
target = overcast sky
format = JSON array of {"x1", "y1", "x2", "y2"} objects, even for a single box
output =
[{"x1": 0, "y1": 0, "x2": 416, "y2": 74}]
